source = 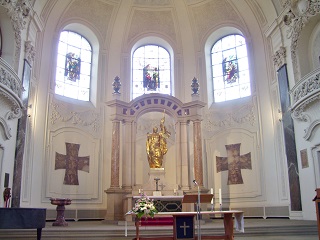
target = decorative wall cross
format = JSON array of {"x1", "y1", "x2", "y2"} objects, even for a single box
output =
[
  {"x1": 216, "y1": 143, "x2": 251, "y2": 185},
  {"x1": 55, "y1": 142, "x2": 90, "y2": 185}
]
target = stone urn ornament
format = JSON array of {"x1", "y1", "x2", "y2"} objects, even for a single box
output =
[
  {"x1": 112, "y1": 76, "x2": 121, "y2": 94},
  {"x1": 191, "y1": 77, "x2": 200, "y2": 95}
]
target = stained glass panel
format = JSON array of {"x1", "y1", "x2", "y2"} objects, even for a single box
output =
[
  {"x1": 212, "y1": 52, "x2": 222, "y2": 65},
  {"x1": 211, "y1": 34, "x2": 251, "y2": 103},
  {"x1": 132, "y1": 45, "x2": 171, "y2": 99},
  {"x1": 55, "y1": 30, "x2": 92, "y2": 101}
]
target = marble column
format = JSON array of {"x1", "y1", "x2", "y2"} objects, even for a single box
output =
[
  {"x1": 110, "y1": 120, "x2": 120, "y2": 189},
  {"x1": 122, "y1": 120, "x2": 132, "y2": 190},
  {"x1": 193, "y1": 119, "x2": 203, "y2": 187},
  {"x1": 175, "y1": 122, "x2": 182, "y2": 187},
  {"x1": 105, "y1": 119, "x2": 124, "y2": 221},
  {"x1": 12, "y1": 60, "x2": 31, "y2": 207},
  {"x1": 181, "y1": 121, "x2": 190, "y2": 190}
]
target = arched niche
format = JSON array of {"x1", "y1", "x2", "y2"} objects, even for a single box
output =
[{"x1": 106, "y1": 93, "x2": 206, "y2": 190}]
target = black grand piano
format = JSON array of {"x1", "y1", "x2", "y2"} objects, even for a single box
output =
[{"x1": 0, "y1": 208, "x2": 46, "y2": 240}]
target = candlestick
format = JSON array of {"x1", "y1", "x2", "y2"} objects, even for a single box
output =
[{"x1": 219, "y1": 188, "x2": 222, "y2": 205}]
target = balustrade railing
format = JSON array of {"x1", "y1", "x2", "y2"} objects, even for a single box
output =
[
  {"x1": 290, "y1": 68, "x2": 320, "y2": 113},
  {"x1": 0, "y1": 57, "x2": 22, "y2": 98}
]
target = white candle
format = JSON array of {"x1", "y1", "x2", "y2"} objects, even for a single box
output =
[
  {"x1": 125, "y1": 220, "x2": 127, "y2": 236},
  {"x1": 174, "y1": 189, "x2": 177, "y2": 193},
  {"x1": 139, "y1": 189, "x2": 141, "y2": 194},
  {"x1": 210, "y1": 188, "x2": 213, "y2": 204},
  {"x1": 219, "y1": 188, "x2": 222, "y2": 205}
]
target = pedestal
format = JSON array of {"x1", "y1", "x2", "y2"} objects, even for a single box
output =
[
  {"x1": 153, "y1": 191, "x2": 162, "y2": 196},
  {"x1": 50, "y1": 198, "x2": 72, "y2": 226}
]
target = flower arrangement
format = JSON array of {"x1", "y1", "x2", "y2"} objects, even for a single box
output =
[{"x1": 131, "y1": 193, "x2": 158, "y2": 219}]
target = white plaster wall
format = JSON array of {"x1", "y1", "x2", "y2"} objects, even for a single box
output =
[{"x1": 2, "y1": 0, "x2": 314, "y2": 220}]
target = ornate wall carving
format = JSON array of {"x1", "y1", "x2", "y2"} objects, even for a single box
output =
[
  {"x1": 273, "y1": 46, "x2": 287, "y2": 69},
  {"x1": 290, "y1": 68, "x2": 320, "y2": 123},
  {"x1": 24, "y1": 41, "x2": 35, "y2": 66},
  {"x1": 0, "y1": 0, "x2": 31, "y2": 70},
  {"x1": 49, "y1": 98, "x2": 101, "y2": 136},
  {"x1": 0, "y1": 58, "x2": 23, "y2": 127},
  {"x1": 282, "y1": 0, "x2": 320, "y2": 81},
  {"x1": 203, "y1": 104, "x2": 256, "y2": 135}
]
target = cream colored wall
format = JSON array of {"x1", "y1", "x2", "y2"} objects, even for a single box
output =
[
  {"x1": 25, "y1": 0, "x2": 288, "y2": 213},
  {"x1": 1, "y1": 0, "x2": 319, "y2": 221}
]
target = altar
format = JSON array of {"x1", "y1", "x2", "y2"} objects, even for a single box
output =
[
  {"x1": 133, "y1": 195, "x2": 184, "y2": 213},
  {"x1": 105, "y1": 94, "x2": 207, "y2": 222},
  {"x1": 128, "y1": 210, "x2": 244, "y2": 240}
]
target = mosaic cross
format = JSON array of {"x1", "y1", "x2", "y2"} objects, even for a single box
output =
[
  {"x1": 216, "y1": 143, "x2": 251, "y2": 185},
  {"x1": 55, "y1": 142, "x2": 90, "y2": 185}
]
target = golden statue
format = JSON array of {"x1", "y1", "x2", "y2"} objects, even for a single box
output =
[{"x1": 146, "y1": 114, "x2": 171, "y2": 168}]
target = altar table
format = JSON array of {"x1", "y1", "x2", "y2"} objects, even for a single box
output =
[
  {"x1": 0, "y1": 208, "x2": 46, "y2": 240},
  {"x1": 130, "y1": 210, "x2": 244, "y2": 240}
]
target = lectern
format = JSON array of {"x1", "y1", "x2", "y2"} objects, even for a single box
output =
[{"x1": 175, "y1": 194, "x2": 213, "y2": 240}]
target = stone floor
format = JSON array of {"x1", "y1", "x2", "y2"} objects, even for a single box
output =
[{"x1": 0, "y1": 218, "x2": 318, "y2": 239}]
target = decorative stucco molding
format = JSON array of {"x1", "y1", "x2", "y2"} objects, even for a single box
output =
[
  {"x1": 24, "y1": 41, "x2": 36, "y2": 66},
  {"x1": 0, "y1": 58, "x2": 24, "y2": 121},
  {"x1": 272, "y1": 46, "x2": 287, "y2": 69},
  {"x1": 290, "y1": 68, "x2": 320, "y2": 139},
  {"x1": 0, "y1": 116, "x2": 12, "y2": 139},
  {"x1": 0, "y1": 0, "x2": 32, "y2": 70},
  {"x1": 282, "y1": 0, "x2": 320, "y2": 81},
  {"x1": 203, "y1": 104, "x2": 256, "y2": 133},
  {"x1": 304, "y1": 119, "x2": 320, "y2": 140},
  {"x1": 290, "y1": 68, "x2": 320, "y2": 122},
  {"x1": 107, "y1": 93, "x2": 205, "y2": 122},
  {"x1": 50, "y1": 101, "x2": 101, "y2": 134}
]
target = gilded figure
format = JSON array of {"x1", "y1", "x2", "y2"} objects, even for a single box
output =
[{"x1": 146, "y1": 115, "x2": 171, "y2": 168}]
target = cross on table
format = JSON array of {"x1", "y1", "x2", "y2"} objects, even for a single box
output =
[
  {"x1": 159, "y1": 183, "x2": 165, "y2": 190},
  {"x1": 180, "y1": 221, "x2": 190, "y2": 236},
  {"x1": 154, "y1": 178, "x2": 160, "y2": 191},
  {"x1": 216, "y1": 143, "x2": 251, "y2": 185},
  {"x1": 55, "y1": 142, "x2": 90, "y2": 185}
]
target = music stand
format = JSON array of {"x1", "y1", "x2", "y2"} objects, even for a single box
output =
[{"x1": 182, "y1": 194, "x2": 213, "y2": 204}]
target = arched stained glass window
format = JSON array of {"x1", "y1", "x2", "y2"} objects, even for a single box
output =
[
  {"x1": 132, "y1": 45, "x2": 171, "y2": 99},
  {"x1": 55, "y1": 30, "x2": 92, "y2": 101},
  {"x1": 211, "y1": 34, "x2": 251, "y2": 102}
]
